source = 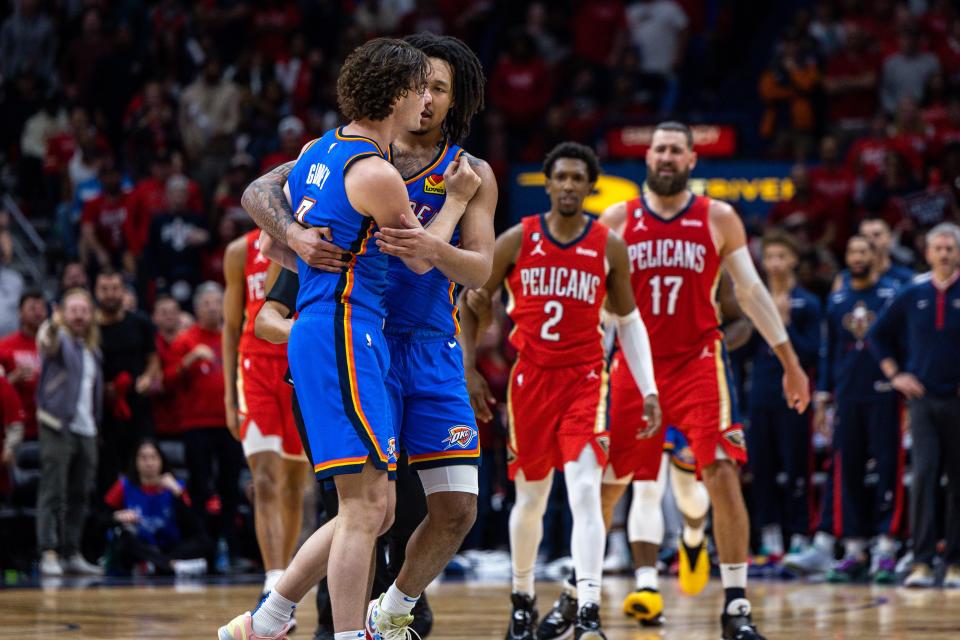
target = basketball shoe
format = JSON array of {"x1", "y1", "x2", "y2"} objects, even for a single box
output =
[
  {"x1": 944, "y1": 565, "x2": 960, "y2": 589},
  {"x1": 573, "y1": 603, "x2": 606, "y2": 639},
  {"x1": 678, "y1": 539, "x2": 710, "y2": 595},
  {"x1": 366, "y1": 594, "x2": 417, "y2": 640},
  {"x1": 622, "y1": 589, "x2": 664, "y2": 626},
  {"x1": 826, "y1": 556, "x2": 868, "y2": 583},
  {"x1": 537, "y1": 590, "x2": 577, "y2": 639},
  {"x1": 904, "y1": 563, "x2": 935, "y2": 588},
  {"x1": 721, "y1": 599, "x2": 765, "y2": 640},
  {"x1": 217, "y1": 612, "x2": 291, "y2": 640},
  {"x1": 505, "y1": 592, "x2": 538, "y2": 640}
]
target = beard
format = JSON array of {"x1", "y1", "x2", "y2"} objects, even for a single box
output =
[
  {"x1": 99, "y1": 298, "x2": 123, "y2": 315},
  {"x1": 646, "y1": 165, "x2": 691, "y2": 196},
  {"x1": 848, "y1": 264, "x2": 871, "y2": 279}
]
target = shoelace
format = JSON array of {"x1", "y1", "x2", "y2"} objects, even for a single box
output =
[{"x1": 377, "y1": 615, "x2": 422, "y2": 640}]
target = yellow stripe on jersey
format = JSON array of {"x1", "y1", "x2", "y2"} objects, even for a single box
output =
[
  {"x1": 448, "y1": 281, "x2": 461, "y2": 335},
  {"x1": 408, "y1": 449, "x2": 480, "y2": 465},
  {"x1": 314, "y1": 455, "x2": 369, "y2": 474},
  {"x1": 713, "y1": 339, "x2": 731, "y2": 432},
  {"x1": 506, "y1": 359, "x2": 521, "y2": 454},
  {"x1": 593, "y1": 365, "x2": 610, "y2": 434}
]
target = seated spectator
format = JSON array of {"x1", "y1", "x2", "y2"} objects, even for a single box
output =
[
  {"x1": 823, "y1": 25, "x2": 880, "y2": 132},
  {"x1": 35, "y1": 288, "x2": 103, "y2": 577},
  {"x1": 80, "y1": 156, "x2": 133, "y2": 276},
  {"x1": 166, "y1": 282, "x2": 243, "y2": 565},
  {"x1": 143, "y1": 175, "x2": 210, "y2": 307},
  {"x1": 0, "y1": 370, "x2": 26, "y2": 497},
  {"x1": 759, "y1": 33, "x2": 820, "y2": 157},
  {"x1": 0, "y1": 290, "x2": 47, "y2": 442},
  {"x1": 260, "y1": 116, "x2": 305, "y2": 173},
  {"x1": 846, "y1": 113, "x2": 893, "y2": 184},
  {"x1": 490, "y1": 29, "x2": 552, "y2": 151},
  {"x1": 0, "y1": 0, "x2": 56, "y2": 82},
  {"x1": 122, "y1": 80, "x2": 180, "y2": 178},
  {"x1": 768, "y1": 164, "x2": 831, "y2": 250},
  {"x1": 862, "y1": 149, "x2": 923, "y2": 228},
  {"x1": 809, "y1": 135, "x2": 857, "y2": 252},
  {"x1": 103, "y1": 439, "x2": 212, "y2": 576},
  {"x1": 178, "y1": 57, "x2": 241, "y2": 162},
  {"x1": 889, "y1": 97, "x2": 931, "y2": 179},
  {"x1": 880, "y1": 27, "x2": 940, "y2": 115}
]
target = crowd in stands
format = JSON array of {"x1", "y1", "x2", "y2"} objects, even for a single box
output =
[{"x1": 0, "y1": 0, "x2": 957, "y2": 585}]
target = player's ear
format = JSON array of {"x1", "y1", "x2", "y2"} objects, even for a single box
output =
[{"x1": 689, "y1": 149, "x2": 698, "y2": 171}]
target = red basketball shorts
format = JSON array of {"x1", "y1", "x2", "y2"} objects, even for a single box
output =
[
  {"x1": 607, "y1": 338, "x2": 746, "y2": 481},
  {"x1": 506, "y1": 356, "x2": 610, "y2": 481},
  {"x1": 238, "y1": 352, "x2": 305, "y2": 460}
]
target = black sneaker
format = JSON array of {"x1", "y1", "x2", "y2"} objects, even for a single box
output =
[
  {"x1": 411, "y1": 591, "x2": 434, "y2": 638},
  {"x1": 537, "y1": 590, "x2": 578, "y2": 639},
  {"x1": 721, "y1": 599, "x2": 766, "y2": 640},
  {"x1": 505, "y1": 592, "x2": 538, "y2": 640},
  {"x1": 573, "y1": 603, "x2": 606, "y2": 640}
]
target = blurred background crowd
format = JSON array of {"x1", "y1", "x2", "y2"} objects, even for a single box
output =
[{"x1": 0, "y1": 0, "x2": 958, "y2": 585}]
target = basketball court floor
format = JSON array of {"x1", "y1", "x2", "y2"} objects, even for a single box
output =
[{"x1": 3, "y1": 575, "x2": 959, "y2": 638}]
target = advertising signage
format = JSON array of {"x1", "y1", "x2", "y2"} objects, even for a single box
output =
[
  {"x1": 509, "y1": 160, "x2": 795, "y2": 223},
  {"x1": 606, "y1": 124, "x2": 738, "y2": 158}
]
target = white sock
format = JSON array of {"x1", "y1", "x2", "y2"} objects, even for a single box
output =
[
  {"x1": 761, "y1": 524, "x2": 784, "y2": 556},
  {"x1": 381, "y1": 581, "x2": 419, "y2": 616},
  {"x1": 565, "y1": 447, "x2": 605, "y2": 608},
  {"x1": 682, "y1": 522, "x2": 706, "y2": 548},
  {"x1": 251, "y1": 590, "x2": 296, "y2": 636},
  {"x1": 789, "y1": 534, "x2": 809, "y2": 551},
  {"x1": 333, "y1": 632, "x2": 365, "y2": 640},
  {"x1": 635, "y1": 566, "x2": 658, "y2": 591},
  {"x1": 263, "y1": 569, "x2": 283, "y2": 594},
  {"x1": 844, "y1": 538, "x2": 866, "y2": 559},
  {"x1": 813, "y1": 531, "x2": 835, "y2": 553},
  {"x1": 510, "y1": 472, "x2": 553, "y2": 597},
  {"x1": 719, "y1": 563, "x2": 747, "y2": 590},
  {"x1": 876, "y1": 535, "x2": 897, "y2": 558}
]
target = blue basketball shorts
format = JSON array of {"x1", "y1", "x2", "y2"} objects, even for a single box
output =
[
  {"x1": 384, "y1": 331, "x2": 480, "y2": 470},
  {"x1": 288, "y1": 306, "x2": 397, "y2": 480}
]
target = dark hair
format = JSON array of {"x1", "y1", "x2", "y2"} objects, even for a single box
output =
[
  {"x1": 19, "y1": 289, "x2": 45, "y2": 309},
  {"x1": 543, "y1": 142, "x2": 600, "y2": 182},
  {"x1": 128, "y1": 438, "x2": 169, "y2": 488},
  {"x1": 848, "y1": 234, "x2": 875, "y2": 251},
  {"x1": 95, "y1": 268, "x2": 123, "y2": 283},
  {"x1": 337, "y1": 38, "x2": 430, "y2": 122},
  {"x1": 654, "y1": 121, "x2": 694, "y2": 149},
  {"x1": 859, "y1": 215, "x2": 891, "y2": 231},
  {"x1": 153, "y1": 294, "x2": 179, "y2": 309},
  {"x1": 761, "y1": 230, "x2": 800, "y2": 257},
  {"x1": 403, "y1": 33, "x2": 486, "y2": 145}
]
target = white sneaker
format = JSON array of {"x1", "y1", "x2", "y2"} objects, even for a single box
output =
[
  {"x1": 62, "y1": 553, "x2": 103, "y2": 576},
  {"x1": 904, "y1": 563, "x2": 935, "y2": 588},
  {"x1": 603, "y1": 529, "x2": 632, "y2": 573},
  {"x1": 783, "y1": 544, "x2": 832, "y2": 575},
  {"x1": 40, "y1": 551, "x2": 63, "y2": 576},
  {"x1": 944, "y1": 565, "x2": 960, "y2": 589},
  {"x1": 171, "y1": 558, "x2": 208, "y2": 576}
]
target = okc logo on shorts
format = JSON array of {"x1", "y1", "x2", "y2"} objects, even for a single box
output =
[
  {"x1": 722, "y1": 428, "x2": 746, "y2": 450},
  {"x1": 442, "y1": 425, "x2": 477, "y2": 450},
  {"x1": 387, "y1": 437, "x2": 397, "y2": 461},
  {"x1": 423, "y1": 174, "x2": 446, "y2": 195}
]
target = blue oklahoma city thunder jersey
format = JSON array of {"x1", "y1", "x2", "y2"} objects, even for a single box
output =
[
  {"x1": 385, "y1": 141, "x2": 465, "y2": 335},
  {"x1": 288, "y1": 127, "x2": 392, "y2": 317}
]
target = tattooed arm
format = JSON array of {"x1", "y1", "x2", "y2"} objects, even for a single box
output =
[{"x1": 241, "y1": 160, "x2": 349, "y2": 273}]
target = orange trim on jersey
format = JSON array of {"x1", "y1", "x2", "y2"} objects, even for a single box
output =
[
  {"x1": 593, "y1": 365, "x2": 610, "y2": 434},
  {"x1": 335, "y1": 128, "x2": 387, "y2": 157},
  {"x1": 505, "y1": 359, "x2": 521, "y2": 453},
  {"x1": 713, "y1": 339, "x2": 732, "y2": 432},
  {"x1": 671, "y1": 456, "x2": 697, "y2": 473},
  {"x1": 408, "y1": 449, "x2": 480, "y2": 464},
  {"x1": 404, "y1": 141, "x2": 450, "y2": 185},
  {"x1": 295, "y1": 196, "x2": 316, "y2": 225},
  {"x1": 448, "y1": 281, "x2": 461, "y2": 335},
  {"x1": 314, "y1": 455, "x2": 369, "y2": 474}
]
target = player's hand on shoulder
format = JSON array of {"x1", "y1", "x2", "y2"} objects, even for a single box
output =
[
  {"x1": 465, "y1": 367, "x2": 495, "y2": 423},
  {"x1": 637, "y1": 394, "x2": 662, "y2": 439},
  {"x1": 444, "y1": 157, "x2": 481, "y2": 204}
]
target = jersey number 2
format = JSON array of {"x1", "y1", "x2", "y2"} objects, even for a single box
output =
[
  {"x1": 540, "y1": 301, "x2": 563, "y2": 342},
  {"x1": 650, "y1": 275, "x2": 683, "y2": 315}
]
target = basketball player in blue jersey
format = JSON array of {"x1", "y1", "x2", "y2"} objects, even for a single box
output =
[
  {"x1": 219, "y1": 38, "x2": 480, "y2": 640},
  {"x1": 238, "y1": 34, "x2": 496, "y2": 640}
]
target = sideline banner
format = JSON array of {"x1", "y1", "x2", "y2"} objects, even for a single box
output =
[{"x1": 509, "y1": 160, "x2": 795, "y2": 223}]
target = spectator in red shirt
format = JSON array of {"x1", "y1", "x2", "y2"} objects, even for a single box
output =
[
  {"x1": 80, "y1": 156, "x2": 132, "y2": 276},
  {"x1": 251, "y1": 0, "x2": 301, "y2": 61},
  {"x1": 123, "y1": 151, "x2": 204, "y2": 257},
  {"x1": 0, "y1": 290, "x2": 47, "y2": 441},
  {"x1": 151, "y1": 295, "x2": 182, "y2": 438},
  {"x1": 260, "y1": 116, "x2": 304, "y2": 173},
  {"x1": 823, "y1": 25, "x2": 880, "y2": 131},
  {"x1": 767, "y1": 163, "x2": 832, "y2": 250},
  {"x1": 890, "y1": 97, "x2": 932, "y2": 178},
  {"x1": 862, "y1": 149, "x2": 924, "y2": 229},
  {"x1": 166, "y1": 282, "x2": 242, "y2": 560},
  {"x1": 572, "y1": 0, "x2": 627, "y2": 68},
  {"x1": 846, "y1": 113, "x2": 893, "y2": 183},
  {"x1": 0, "y1": 374, "x2": 27, "y2": 497},
  {"x1": 809, "y1": 135, "x2": 857, "y2": 250},
  {"x1": 490, "y1": 30, "x2": 553, "y2": 151}
]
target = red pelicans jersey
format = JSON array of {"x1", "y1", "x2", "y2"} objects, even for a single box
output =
[
  {"x1": 621, "y1": 195, "x2": 722, "y2": 359},
  {"x1": 505, "y1": 214, "x2": 609, "y2": 367},
  {"x1": 237, "y1": 230, "x2": 285, "y2": 358}
]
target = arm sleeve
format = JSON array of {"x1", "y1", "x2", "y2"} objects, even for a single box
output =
[
  {"x1": 868, "y1": 290, "x2": 906, "y2": 365},
  {"x1": 265, "y1": 268, "x2": 300, "y2": 317},
  {"x1": 615, "y1": 309, "x2": 658, "y2": 397},
  {"x1": 723, "y1": 247, "x2": 789, "y2": 347}
]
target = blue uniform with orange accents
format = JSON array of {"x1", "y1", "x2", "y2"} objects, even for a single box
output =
[
  {"x1": 286, "y1": 127, "x2": 398, "y2": 480},
  {"x1": 384, "y1": 141, "x2": 480, "y2": 469}
]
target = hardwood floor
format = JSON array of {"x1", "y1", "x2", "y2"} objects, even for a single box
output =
[{"x1": 2, "y1": 576, "x2": 960, "y2": 638}]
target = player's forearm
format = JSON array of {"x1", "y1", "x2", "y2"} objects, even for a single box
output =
[
  {"x1": 772, "y1": 341, "x2": 802, "y2": 370},
  {"x1": 457, "y1": 297, "x2": 481, "y2": 370},
  {"x1": 254, "y1": 309, "x2": 294, "y2": 345},
  {"x1": 431, "y1": 242, "x2": 491, "y2": 289},
  {"x1": 424, "y1": 197, "x2": 469, "y2": 243},
  {"x1": 221, "y1": 330, "x2": 240, "y2": 407},
  {"x1": 241, "y1": 161, "x2": 297, "y2": 244}
]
